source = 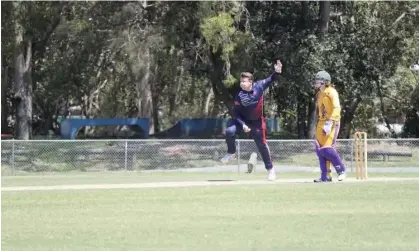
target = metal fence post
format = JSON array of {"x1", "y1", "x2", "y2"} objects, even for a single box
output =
[
  {"x1": 12, "y1": 139, "x2": 15, "y2": 175},
  {"x1": 124, "y1": 140, "x2": 128, "y2": 171},
  {"x1": 237, "y1": 140, "x2": 241, "y2": 173},
  {"x1": 350, "y1": 139, "x2": 354, "y2": 173}
]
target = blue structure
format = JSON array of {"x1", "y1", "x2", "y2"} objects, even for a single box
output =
[
  {"x1": 151, "y1": 118, "x2": 229, "y2": 138},
  {"x1": 152, "y1": 118, "x2": 280, "y2": 138},
  {"x1": 265, "y1": 117, "x2": 281, "y2": 133},
  {"x1": 60, "y1": 118, "x2": 149, "y2": 139},
  {"x1": 181, "y1": 118, "x2": 230, "y2": 137}
]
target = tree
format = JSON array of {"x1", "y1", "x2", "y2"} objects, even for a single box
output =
[
  {"x1": 3, "y1": 1, "x2": 418, "y2": 139},
  {"x1": 12, "y1": 2, "x2": 34, "y2": 139}
]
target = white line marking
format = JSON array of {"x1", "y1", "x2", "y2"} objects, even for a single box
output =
[{"x1": 2, "y1": 177, "x2": 419, "y2": 192}]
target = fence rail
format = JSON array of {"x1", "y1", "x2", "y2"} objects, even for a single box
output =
[{"x1": 1, "y1": 139, "x2": 418, "y2": 175}]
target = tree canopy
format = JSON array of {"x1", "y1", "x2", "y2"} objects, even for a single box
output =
[{"x1": 2, "y1": 1, "x2": 418, "y2": 139}]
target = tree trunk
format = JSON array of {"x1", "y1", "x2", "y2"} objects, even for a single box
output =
[
  {"x1": 307, "y1": 96, "x2": 316, "y2": 138},
  {"x1": 40, "y1": 107, "x2": 53, "y2": 135},
  {"x1": 168, "y1": 64, "x2": 183, "y2": 117},
  {"x1": 13, "y1": 17, "x2": 33, "y2": 140},
  {"x1": 151, "y1": 64, "x2": 160, "y2": 133},
  {"x1": 210, "y1": 96, "x2": 221, "y2": 117},
  {"x1": 377, "y1": 80, "x2": 397, "y2": 138},
  {"x1": 209, "y1": 47, "x2": 234, "y2": 115},
  {"x1": 301, "y1": 1, "x2": 309, "y2": 24},
  {"x1": 318, "y1": 1, "x2": 331, "y2": 37},
  {"x1": 2, "y1": 67, "x2": 9, "y2": 133},
  {"x1": 339, "y1": 97, "x2": 362, "y2": 138},
  {"x1": 296, "y1": 96, "x2": 307, "y2": 139},
  {"x1": 136, "y1": 47, "x2": 154, "y2": 134},
  {"x1": 152, "y1": 93, "x2": 160, "y2": 133},
  {"x1": 203, "y1": 87, "x2": 214, "y2": 117}
]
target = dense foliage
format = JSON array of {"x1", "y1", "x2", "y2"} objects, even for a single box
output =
[{"x1": 2, "y1": 1, "x2": 418, "y2": 139}]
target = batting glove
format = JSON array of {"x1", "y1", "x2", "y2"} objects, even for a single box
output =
[
  {"x1": 323, "y1": 120, "x2": 334, "y2": 136},
  {"x1": 243, "y1": 124, "x2": 251, "y2": 133}
]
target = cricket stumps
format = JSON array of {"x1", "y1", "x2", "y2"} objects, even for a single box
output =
[{"x1": 354, "y1": 131, "x2": 368, "y2": 180}]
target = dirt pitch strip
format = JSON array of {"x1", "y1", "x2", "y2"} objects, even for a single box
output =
[{"x1": 2, "y1": 177, "x2": 419, "y2": 192}]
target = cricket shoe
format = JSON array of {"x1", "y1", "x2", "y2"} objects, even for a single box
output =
[
  {"x1": 220, "y1": 153, "x2": 236, "y2": 163},
  {"x1": 267, "y1": 168, "x2": 276, "y2": 181},
  {"x1": 337, "y1": 172, "x2": 346, "y2": 181},
  {"x1": 313, "y1": 177, "x2": 332, "y2": 183}
]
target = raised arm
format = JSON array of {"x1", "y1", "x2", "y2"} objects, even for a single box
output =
[
  {"x1": 255, "y1": 59, "x2": 282, "y2": 91},
  {"x1": 255, "y1": 73, "x2": 279, "y2": 91}
]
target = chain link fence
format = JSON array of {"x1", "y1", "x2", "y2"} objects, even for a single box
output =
[{"x1": 1, "y1": 139, "x2": 418, "y2": 176}]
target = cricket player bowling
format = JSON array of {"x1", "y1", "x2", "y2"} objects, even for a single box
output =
[
  {"x1": 220, "y1": 60, "x2": 282, "y2": 181},
  {"x1": 313, "y1": 70, "x2": 346, "y2": 182}
]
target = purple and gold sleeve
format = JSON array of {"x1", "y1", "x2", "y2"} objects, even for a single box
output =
[{"x1": 328, "y1": 89, "x2": 341, "y2": 121}]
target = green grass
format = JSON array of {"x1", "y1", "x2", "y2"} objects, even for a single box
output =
[
  {"x1": 2, "y1": 180, "x2": 419, "y2": 251},
  {"x1": 2, "y1": 171, "x2": 419, "y2": 187},
  {"x1": 1, "y1": 172, "x2": 264, "y2": 187},
  {"x1": 1, "y1": 172, "x2": 314, "y2": 187}
]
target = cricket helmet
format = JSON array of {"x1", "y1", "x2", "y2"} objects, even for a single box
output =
[{"x1": 315, "y1": 70, "x2": 331, "y2": 84}]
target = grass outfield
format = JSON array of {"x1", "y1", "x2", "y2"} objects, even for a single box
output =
[
  {"x1": 2, "y1": 171, "x2": 419, "y2": 187},
  {"x1": 2, "y1": 175, "x2": 419, "y2": 251}
]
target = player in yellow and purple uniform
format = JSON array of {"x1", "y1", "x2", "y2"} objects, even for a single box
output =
[
  {"x1": 313, "y1": 85, "x2": 333, "y2": 182},
  {"x1": 313, "y1": 71, "x2": 346, "y2": 182}
]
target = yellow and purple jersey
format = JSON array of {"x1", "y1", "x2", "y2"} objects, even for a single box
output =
[{"x1": 316, "y1": 86, "x2": 341, "y2": 122}]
